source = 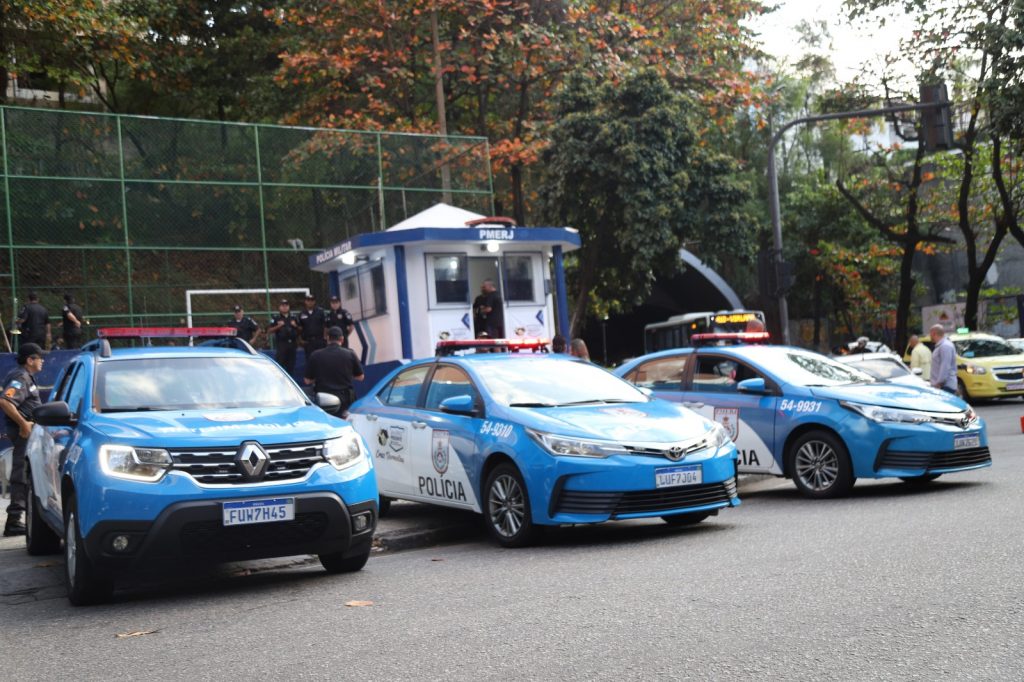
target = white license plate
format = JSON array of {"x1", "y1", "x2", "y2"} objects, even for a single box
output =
[
  {"x1": 1006, "y1": 382, "x2": 1024, "y2": 391},
  {"x1": 655, "y1": 464, "x2": 702, "y2": 489},
  {"x1": 953, "y1": 434, "x2": 981, "y2": 450},
  {"x1": 222, "y1": 498, "x2": 295, "y2": 526}
]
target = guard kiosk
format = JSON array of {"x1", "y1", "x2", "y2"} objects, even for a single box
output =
[{"x1": 309, "y1": 204, "x2": 580, "y2": 365}]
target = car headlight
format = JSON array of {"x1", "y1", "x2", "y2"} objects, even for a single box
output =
[
  {"x1": 840, "y1": 401, "x2": 934, "y2": 424},
  {"x1": 707, "y1": 422, "x2": 732, "y2": 451},
  {"x1": 964, "y1": 363, "x2": 987, "y2": 375},
  {"x1": 324, "y1": 430, "x2": 366, "y2": 470},
  {"x1": 527, "y1": 429, "x2": 627, "y2": 458},
  {"x1": 99, "y1": 445, "x2": 173, "y2": 482}
]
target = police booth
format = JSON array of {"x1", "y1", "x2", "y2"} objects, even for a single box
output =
[{"x1": 308, "y1": 204, "x2": 581, "y2": 376}]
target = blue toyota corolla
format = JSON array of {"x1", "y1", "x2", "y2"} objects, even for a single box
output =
[
  {"x1": 614, "y1": 342, "x2": 990, "y2": 498},
  {"x1": 347, "y1": 349, "x2": 740, "y2": 547}
]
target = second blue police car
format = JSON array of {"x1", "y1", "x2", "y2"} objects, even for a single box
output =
[
  {"x1": 614, "y1": 334, "x2": 990, "y2": 499},
  {"x1": 347, "y1": 340, "x2": 740, "y2": 547}
]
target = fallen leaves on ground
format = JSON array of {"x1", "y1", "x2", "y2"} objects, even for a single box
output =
[
  {"x1": 344, "y1": 600, "x2": 374, "y2": 607},
  {"x1": 116, "y1": 630, "x2": 159, "y2": 639},
  {"x1": 34, "y1": 561, "x2": 59, "y2": 568}
]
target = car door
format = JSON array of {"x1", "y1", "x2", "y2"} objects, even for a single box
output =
[
  {"x1": 349, "y1": 364, "x2": 432, "y2": 499},
  {"x1": 684, "y1": 353, "x2": 782, "y2": 474},
  {"x1": 404, "y1": 364, "x2": 482, "y2": 512}
]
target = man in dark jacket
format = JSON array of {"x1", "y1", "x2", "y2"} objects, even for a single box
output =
[
  {"x1": 16, "y1": 292, "x2": 50, "y2": 348},
  {"x1": 0, "y1": 343, "x2": 45, "y2": 536},
  {"x1": 304, "y1": 326, "x2": 364, "y2": 416},
  {"x1": 61, "y1": 293, "x2": 86, "y2": 349}
]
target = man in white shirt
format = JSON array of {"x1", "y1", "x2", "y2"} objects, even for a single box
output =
[{"x1": 907, "y1": 334, "x2": 932, "y2": 381}]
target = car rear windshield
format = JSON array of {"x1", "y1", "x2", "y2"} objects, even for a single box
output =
[
  {"x1": 848, "y1": 358, "x2": 910, "y2": 380},
  {"x1": 476, "y1": 358, "x2": 648, "y2": 407},
  {"x1": 96, "y1": 357, "x2": 308, "y2": 411}
]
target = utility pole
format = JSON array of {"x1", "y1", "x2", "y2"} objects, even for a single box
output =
[{"x1": 767, "y1": 88, "x2": 952, "y2": 345}]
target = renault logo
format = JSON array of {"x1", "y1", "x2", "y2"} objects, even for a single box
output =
[
  {"x1": 665, "y1": 446, "x2": 686, "y2": 462},
  {"x1": 235, "y1": 442, "x2": 269, "y2": 480}
]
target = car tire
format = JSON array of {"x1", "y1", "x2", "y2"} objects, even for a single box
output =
[
  {"x1": 319, "y1": 544, "x2": 371, "y2": 574},
  {"x1": 25, "y1": 469, "x2": 61, "y2": 556},
  {"x1": 787, "y1": 430, "x2": 855, "y2": 499},
  {"x1": 483, "y1": 463, "x2": 540, "y2": 548},
  {"x1": 900, "y1": 474, "x2": 942, "y2": 484},
  {"x1": 63, "y1": 494, "x2": 114, "y2": 606},
  {"x1": 661, "y1": 511, "x2": 711, "y2": 526},
  {"x1": 378, "y1": 495, "x2": 392, "y2": 518}
]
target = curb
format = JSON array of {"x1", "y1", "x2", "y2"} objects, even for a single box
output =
[{"x1": 373, "y1": 520, "x2": 482, "y2": 553}]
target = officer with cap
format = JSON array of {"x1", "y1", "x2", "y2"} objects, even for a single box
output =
[
  {"x1": 227, "y1": 305, "x2": 261, "y2": 345},
  {"x1": 267, "y1": 299, "x2": 300, "y2": 374},
  {"x1": 0, "y1": 343, "x2": 45, "y2": 536},
  {"x1": 298, "y1": 293, "x2": 328, "y2": 355},
  {"x1": 326, "y1": 295, "x2": 355, "y2": 348},
  {"x1": 304, "y1": 326, "x2": 364, "y2": 416}
]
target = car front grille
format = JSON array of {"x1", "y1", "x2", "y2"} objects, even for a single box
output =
[
  {"x1": 876, "y1": 446, "x2": 991, "y2": 471},
  {"x1": 179, "y1": 512, "x2": 329, "y2": 555},
  {"x1": 623, "y1": 439, "x2": 710, "y2": 460},
  {"x1": 554, "y1": 477, "x2": 738, "y2": 516},
  {"x1": 168, "y1": 442, "x2": 325, "y2": 485},
  {"x1": 993, "y1": 366, "x2": 1024, "y2": 383}
]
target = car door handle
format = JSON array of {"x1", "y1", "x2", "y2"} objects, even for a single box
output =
[
  {"x1": 364, "y1": 414, "x2": 378, "y2": 422},
  {"x1": 411, "y1": 421, "x2": 428, "y2": 430},
  {"x1": 681, "y1": 401, "x2": 704, "y2": 409}
]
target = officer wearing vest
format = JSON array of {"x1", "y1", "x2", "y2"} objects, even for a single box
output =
[
  {"x1": 16, "y1": 291, "x2": 51, "y2": 348},
  {"x1": 227, "y1": 305, "x2": 261, "y2": 344},
  {"x1": 267, "y1": 299, "x2": 300, "y2": 375},
  {"x1": 304, "y1": 326, "x2": 364, "y2": 416},
  {"x1": 298, "y1": 293, "x2": 328, "y2": 355},
  {"x1": 61, "y1": 293, "x2": 86, "y2": 349},
  {"x1": 1, "y1": 343, "x2": 45, "y2": 536},
  {"x1": 326, "y1": 295, "x2": 355, "y2": 348}
]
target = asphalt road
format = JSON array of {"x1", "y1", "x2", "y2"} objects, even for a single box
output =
[{"x1": 2, "y1": 401, "x2": 1022, "y2": 680}]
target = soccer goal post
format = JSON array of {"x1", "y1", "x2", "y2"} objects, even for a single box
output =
[{"x1": 185, "y1": 288, "x2": 311, "y2": 328}]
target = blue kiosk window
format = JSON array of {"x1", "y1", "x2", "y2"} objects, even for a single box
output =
[{"x1": 432, "y1": 255, "x2": 469, "y2": 304}]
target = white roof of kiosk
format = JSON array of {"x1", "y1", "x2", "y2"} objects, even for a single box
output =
[{"x1": 309, "y1": 202, "x2": 581, "y2": 272}]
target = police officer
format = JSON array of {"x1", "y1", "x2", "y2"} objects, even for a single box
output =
[
  {"x1": 304, "y1": 326, "x2": 364, "y2": 416},
  {"x1": 326, "y1": 295, "x2": 355, "y2": 348},
  {"x1": 16, "y1": 291, "x2": 51, "y2": 348},
  {"x1": 472, "y1": 279, "x2": 504, "y2": 339},
  {"x1": 1, "y1": 343, "x2": 45, "y2": 536},
  {"x1": 267, "y1": 299, "x2": 300, "y2": 374},
  {"x1": 61, "y1": 293, "x2": 86, "y2": 349},
  {"x1": 298, "y1": 293, "x2": 328, "y2": 355},
  {"x1": 227, "y1": 305, "x2": 261, "y2": 345}
]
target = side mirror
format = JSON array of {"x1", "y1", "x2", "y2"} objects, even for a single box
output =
[
  {"x1": 636, "y1": 386, "x2": 653, "y2": 396},
  {"x1": 736, "y1": 378, "x2": 769, "y2": 395},
  {"x1": 34, "y1": 401, "x2": 75, "y2": 426},
  {"x1": 911, "y1": 367, "x2": 923, "y2": 376},
  {"x1": 316, "y1": 392, "x2": 342, "y2": 415},
  {"x1": 439, "y1": 394, "x2": 478, "y2": 417}
]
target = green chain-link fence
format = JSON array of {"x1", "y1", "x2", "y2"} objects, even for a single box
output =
[{"x1": 0, "y1": 105, "x2": 493, "y2": 347}]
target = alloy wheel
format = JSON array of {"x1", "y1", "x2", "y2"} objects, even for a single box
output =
[
  {"x1": 488, "y1": 474, "x2": 526, "y2": 538},
  {"x1": 794, "y1": 440, "x2": 839, "y2": 492}
]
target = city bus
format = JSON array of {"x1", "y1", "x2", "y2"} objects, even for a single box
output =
[{"x1": 643, "y1": 310, "x2": 766, "y2": 353}]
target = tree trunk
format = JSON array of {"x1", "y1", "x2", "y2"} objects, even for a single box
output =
[{"x1": 894, "y1": 238, "x2": 917, "y2": 355}]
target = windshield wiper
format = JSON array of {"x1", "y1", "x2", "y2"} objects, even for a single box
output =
[
  {"x1": 508, "y1": 402, "x2": 557, "y2": 408},
  {"x1": 102, "y1": 406, "x2": 164, "y2": 413}
]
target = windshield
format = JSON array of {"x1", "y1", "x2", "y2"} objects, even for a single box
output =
[
  {"x1": 846, "y1": 358, "x2": 910, "y2": 380},
  {"x1": 953, "y1": 338, "x2": 1022, "y2": 358},
  {"x1": 476, "y1": 359, "x2": 648, "y2": 407},
  {"x1": 96, "y1": 356, "x2": 308, "y2": 411},
  {"x1": 770, "y1": 349, "x2": 875, "y2": 386}
]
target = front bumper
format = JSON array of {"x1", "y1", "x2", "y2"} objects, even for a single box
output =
[
  {"x1": 83, "y1": 493, "x2": 377, "y2": 571},
  {"x1": 959, "y1": 370, "x2": 1024, "y2": 399}
]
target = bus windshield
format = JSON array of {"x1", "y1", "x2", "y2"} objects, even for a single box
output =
[{"x1": 644, "y1": 310, "x2": 765, "y2": 353}]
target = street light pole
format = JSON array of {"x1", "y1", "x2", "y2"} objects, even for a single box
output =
[{"x1": 766, "y1": 98, "x2": 950, "y2": 347}]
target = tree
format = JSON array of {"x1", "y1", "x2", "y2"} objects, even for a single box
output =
[{"x1": 539, "y1": 69, "x2": 753, "y2": 335}]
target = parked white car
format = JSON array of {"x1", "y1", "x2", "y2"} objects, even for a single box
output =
[{"x1": 835, "y1": 352, "x2": 928, "y2": 388}]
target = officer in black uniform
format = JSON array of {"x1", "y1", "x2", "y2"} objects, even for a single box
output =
[
  {"x1": 304, "y1": 326, "x2": 364, "y2": 416},
  {"x1": 227, "y1": 305, "x2": 261, "y2": 344},
  {"x1": 267, "y1": 299, "x2": 300, "y2": 375},
  {"x1": 298, "y1": 293, "x2": 328, "y2": 355},
  {"x1": 472, "y1": 279, "x2": 504, "y2": 339},
  {"x1": 326, "y1": 295, "x2": 355, "y2": 348},
  {"x1": 1, "y1": 343, "x2": 45, "y2": 536},
  {"x1": 61, "y1": 293, "x2": 86, "y2": 349},
  {"x1": 16, "y1": 291, "x2": 51, "y2": 348}
]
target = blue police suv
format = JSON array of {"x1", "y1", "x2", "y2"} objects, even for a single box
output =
[{"x1": 23, "y1": 328, "x2": 377, "y2": 605}]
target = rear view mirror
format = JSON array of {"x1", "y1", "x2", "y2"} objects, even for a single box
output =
[
  {"x1": 34, "y1": 401, "x2": 75, "y2": 426},
  {"x1": 439, "y1": 394, "x2": 478, "y2": 417},
  {"x1": 736, "y1": 378, "x2": 769, "y2": 395},
  {"x1": 316, "y1": 392, "x2": 342, "y2": 415}
]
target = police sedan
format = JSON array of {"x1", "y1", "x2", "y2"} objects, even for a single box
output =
[
  {"x1": 614, "y1": 335, "x2": 990, "y2": 499},
  {"x1": 347, "y1": 340, "x2": 740, "y2": 547}
]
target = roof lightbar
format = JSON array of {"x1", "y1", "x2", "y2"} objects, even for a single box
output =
[
  {"x1": 690, "y1": 332, "x2": 771, "y2": 347},
  {"x1": 98, "y1": 327, "x2": 238, "y2": 339},
  {"x1": 435, "y1": 338, "x2": 550, "y2": 357}
]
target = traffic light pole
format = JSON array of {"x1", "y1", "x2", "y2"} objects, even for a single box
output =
[{"x1": 767, "y1": 99, "x2": 950, "y2": 346}]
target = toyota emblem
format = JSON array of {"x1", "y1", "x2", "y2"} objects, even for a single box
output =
[{"x1": 665, "y1": 446, "x2": 686, "y2": 462}]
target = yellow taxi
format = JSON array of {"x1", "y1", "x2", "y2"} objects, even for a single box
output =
[{"x1": 950, "y1": 332, "x2": 1024, "y2": 400}]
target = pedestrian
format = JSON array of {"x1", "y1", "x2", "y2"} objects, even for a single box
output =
[
  {"x1": 907, "y1": 334, "x2": 932, "y2": 381},
  {"x1": 0, "y1": 343, "x2": 45, "y2": 536},
  {"x1": 326, "y1": 295, "x2": 355, "y2": 348},
  {"x1": 267, "y1": 299, "x2": 300, "y2": 374},
  {"x1": 850, "y1": 336, "x2": 870, "y2": 354},
  {"x1": 569, "y1": 338, "x2": 591, "y2": 362},
  {"x1": 298, "y1": 293, "x2": 328, "y2": 356},
  {"x1": 16, "y1": 291, "x2": 50, "y2": 349},
  {"x1": 227, "y1": 305, "x2": 261, "y2": 345},
  {"x1": 928, "y1": 324, "x2": 958, "y2": 394},
  {"x1": 60, "y1": 293, "x2": 85, "y2": 349},
  {"x1": 472, "y1": 279, "x2": 504, "y2": 339},
  {"x1": 304, "y1": 326, "x2": 364, "y2": 416},
  {"x1": 551, "y1": 334, "x2": 567, "y2": 353}
]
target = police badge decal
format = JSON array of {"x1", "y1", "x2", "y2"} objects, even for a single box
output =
[
  {"x1": 431, "y1": 430, "x2": 450, "y2": 475},
  {"x1": 714, "y1": 407, "x2": 740, "y2": 441}
]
